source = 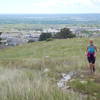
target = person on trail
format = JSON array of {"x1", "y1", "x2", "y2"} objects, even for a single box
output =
[{"x1": 86, "y1": 40, "x2": 97, "y2": 74}]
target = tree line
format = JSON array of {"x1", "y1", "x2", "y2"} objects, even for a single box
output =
[{"x1": 39, "y1": 28, "x2": 76, "y2": 41}]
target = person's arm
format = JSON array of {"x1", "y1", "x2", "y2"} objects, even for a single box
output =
[
  {"x1": 94, "y1": 46, "x2": 97, "y2": 57},
  {"x1": 95, "y1": 46, "x2": 97, "y2": 52}
]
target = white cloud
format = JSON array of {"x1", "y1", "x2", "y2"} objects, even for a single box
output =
[
  {"x1": 0, "y1": 0, "x2": 100, "y2": 13},
  {"x1": 32, "y1": 0, "x2": 93, "y2": 7},
  {"x1": 91, "y1": 0, "x2": 100, "y2": 5},
  {"x1": 30, "y1": 0, "x2": 100, "y2": 13}
]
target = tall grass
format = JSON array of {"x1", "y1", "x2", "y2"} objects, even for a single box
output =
[
  {"x1": 0, "y1": 67, "x2": 87, "y2": 100},
  {"x1": 0, "y1": 38, "x2": 100, "y2": 100}
]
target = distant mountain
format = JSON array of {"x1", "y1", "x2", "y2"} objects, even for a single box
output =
[{"x1": 0, "y1": 14, "x2": 100, "y2": 25}]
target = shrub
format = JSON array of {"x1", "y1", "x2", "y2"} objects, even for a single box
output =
[
  {"x1": 55, "y1": 28, "x2": 76, "y2": 39},
  {"x1": 39, "y1": 33, "x2": 52, "y2": 41},
  {"x1": 46, "y1": 38, "x2": 53, "y2": 41}
]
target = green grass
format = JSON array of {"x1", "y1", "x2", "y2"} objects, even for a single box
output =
[
  {"x1": 0, "y1": 67, "x2": 87, "y2": 100},
  {"x1": 0, "y1": 38, "x2": 86, "y2": 59},
  {"x1": 69, "y1": 79, "x2": 100, "y2": 99},
  {"x1": 0, "y1": 38, "x2": 100, "y2": 100}
]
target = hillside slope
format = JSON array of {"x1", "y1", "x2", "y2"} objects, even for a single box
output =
[{"x1": 0, "y1": 38, "x2": 100, "y2": 100}]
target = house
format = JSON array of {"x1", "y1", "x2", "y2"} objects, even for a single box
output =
[
  {"x1": 0, "y1": 39, "x2": 7, "y2": 45},
  {"x1": 6, "y1": 37, "x2": 26, "y2": 46},
  {"x1": 24, "y1": 34, "x2": 40, "y2": 42}
]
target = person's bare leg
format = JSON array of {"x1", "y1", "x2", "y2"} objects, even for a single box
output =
[
  {"x1": 93, "y1": 64, "x2": 96, "y2": 73},
  {"x1": 89, "y1": 63, "x2": 93, "y2": 74}
]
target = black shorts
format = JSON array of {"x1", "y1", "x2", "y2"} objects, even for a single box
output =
[{"x1": 87, "y1": 55, "x2": 96, "y2": 64}]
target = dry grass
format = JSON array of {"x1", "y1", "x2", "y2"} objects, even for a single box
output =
[{"x1": 0, "y1": 38, "x2": 100, "y2": 100}]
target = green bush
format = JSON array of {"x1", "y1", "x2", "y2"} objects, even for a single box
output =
[
  {"x1": 39, "y1": 33, "x2": 52, "y2": 41},
  {"x1": 55, "y1": 28, "x2": 76, "y2": 39},
  {"x1": 46, "y1": 38, "x2": 53, "y2": 41}
]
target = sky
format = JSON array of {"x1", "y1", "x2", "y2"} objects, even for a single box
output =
[{"x1": 0, "y1": 0, "x2": 100, "y2": 14}]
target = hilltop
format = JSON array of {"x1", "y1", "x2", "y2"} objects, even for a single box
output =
[{"x1": 0, "y1": 38, "x2": 100, "y2": 100}]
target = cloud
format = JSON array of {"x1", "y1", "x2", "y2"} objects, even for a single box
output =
[
  {"x1": 90, "y1": 0, "x2": 100, "y2": 5},
  {"x1": 0, "y1": 0, "x2": 100, "y2": 14},
  {"x1": 31, "y1": 0, "x2": 100, "y2": 13},
  {"x1": 32, "y1": 0, "x2": 92, "y2": 7}
]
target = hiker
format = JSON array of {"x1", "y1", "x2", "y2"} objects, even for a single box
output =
[{"x1": 85, "y1": 40, "x2": 97, "y2": 74}]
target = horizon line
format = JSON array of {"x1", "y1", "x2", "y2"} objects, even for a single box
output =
[{"x1": 0, "y1": 12, "x2": 100, "y2": 15}]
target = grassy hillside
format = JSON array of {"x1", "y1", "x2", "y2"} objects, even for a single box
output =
[{"x1": 0, "y1": 38, "x2": 100, "y2": 100}]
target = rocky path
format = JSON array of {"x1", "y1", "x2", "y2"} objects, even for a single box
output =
[{"x1": 57, "y1": 70, "x2": 100, "y2": 100}]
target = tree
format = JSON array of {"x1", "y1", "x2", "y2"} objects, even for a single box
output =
[
  {"x1": 39, "y1": 33, "x2": 52, "y2": 41},
  {"x1": 55, "y1": 28, "x2": 76, "y2": 39},
  {"x1": 0, "y1": 32, "x2": 2, "y2": 44}
]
